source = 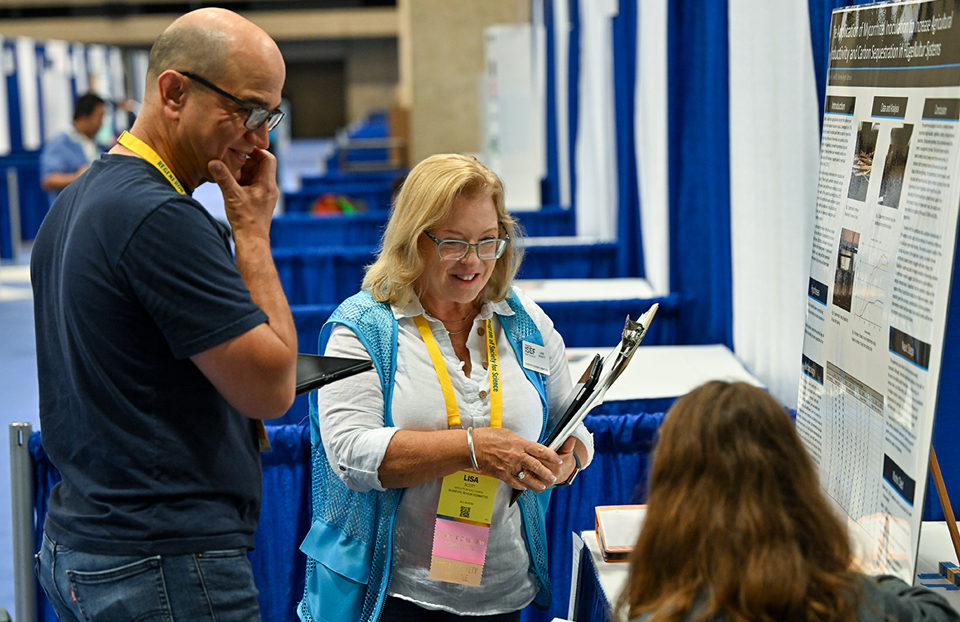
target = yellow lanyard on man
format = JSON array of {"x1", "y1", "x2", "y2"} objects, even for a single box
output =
[
  {"x1": 117, "y1": 131, "x2": 273, "y2": 452},
  {"x1": 414, "y1": 314, "x2": 502, "y2": 586},
  {"x1": 117, "y1": 131, "x2": 187, "y2": 195}
]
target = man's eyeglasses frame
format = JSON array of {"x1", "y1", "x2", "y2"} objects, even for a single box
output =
[{"x1": 178, "y1": 71, "x2": 284, "y2": 132}]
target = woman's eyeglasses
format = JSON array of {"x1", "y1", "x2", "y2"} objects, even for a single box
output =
[{"x1": 424, "y1": 231, "x2": 510, "y2": 261}]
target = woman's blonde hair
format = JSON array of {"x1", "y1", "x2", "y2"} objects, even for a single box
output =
[
  {"x1": 362, "y1": 153, "x2": 523, "y2": 306},
  {"x1": 619, "y1": 381, "x2": 860, "y2": 622}
]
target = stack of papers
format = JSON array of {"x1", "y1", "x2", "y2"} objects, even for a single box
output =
[{"x1": 595, "y1": 505, "x2": 647, "y2": 562}]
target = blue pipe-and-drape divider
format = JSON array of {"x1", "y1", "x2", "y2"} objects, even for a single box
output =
[
  {"x1": 612, "y1": 0, "x2": 643, "y2": 278},
  {"x1": 1, "y1": 39, "x2": 23, "y2": 261},
  {"x1": 5, "y1": 39, "x2": 24, "y2": 155},
  {"x1": 27, "y1": 413, "x2": 666, "y2": 622},
  {"x1": 666, "y1": 0, "x2": 733, "y2": 348},
  {"x1": 0, "y1": 183, "x2": 11, "y2": 260},
  {"x1": 541, "y1": 0, "x2": 561, "y2": 208},
  {"x1": 567, "y1": 0, "x2": 581, "y2": 214},
  {"x1": 0, "y1": 151, "x2": 46, "y2": 243}
]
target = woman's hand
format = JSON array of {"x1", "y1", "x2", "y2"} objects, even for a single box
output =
[{"x1": 472, "y1": 427, "x2": 564, "y2": 491}]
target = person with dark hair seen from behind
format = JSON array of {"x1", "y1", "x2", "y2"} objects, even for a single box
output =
[
  {"x1": 619, "y1": 381, "x2": 959, "y2": 622},
  {"x1": 31, "y1": 8, "x2": 296, "y2": 622},
  {"x1": 300, "y1": 153, "x2": 593, "y2": 622},
  {"x1": 39, "y1": 92, "x2": 105, "y2": 203}
]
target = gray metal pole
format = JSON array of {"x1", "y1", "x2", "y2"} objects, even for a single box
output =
[
  {"x1": 6, "y1": 167, "x2": 21, "y2": 264},
  {"x1": 10, "y1": 422, "x2": 37, "y2": 622}
]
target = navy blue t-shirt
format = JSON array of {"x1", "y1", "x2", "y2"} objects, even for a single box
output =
[{"x1": 31, "y1": 154, "x2": 269, "y2": 555}]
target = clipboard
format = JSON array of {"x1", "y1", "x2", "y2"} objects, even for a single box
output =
[
  {"x1": 295, "y1": 353, "x2": 373, "y2": 395},
  {"x1": 541, "y1": 354, "x2": 603, "y2": 450},
  {"x1": 509, "y1": 303, "x2": 659, "y2": 505}
]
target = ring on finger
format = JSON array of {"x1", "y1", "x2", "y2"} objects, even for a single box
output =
[{"x1": 517, "y1": 470, "x2": 526, "y2": 481}]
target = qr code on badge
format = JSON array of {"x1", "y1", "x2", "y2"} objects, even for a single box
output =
[{"x1": 460, "y1": 506, "x2": 471, "y2": 519}]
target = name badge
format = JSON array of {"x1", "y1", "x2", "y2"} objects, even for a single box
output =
[
  {"x1": 429, "y1": 470, "x2": 499, "y2": 586},
  {"x1": 522, "y1": 341, "x2": 550, "y2": 375}
]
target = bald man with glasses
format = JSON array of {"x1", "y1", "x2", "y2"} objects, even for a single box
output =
[{"x1": 31, "y1": 8, "x2": 296, "y2": 621}]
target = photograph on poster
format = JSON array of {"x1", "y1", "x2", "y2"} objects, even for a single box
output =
[
  {"x1": 849, "y1": 121, "x2": 879, "y2": 201},
  {"x1": 832, "y1": 228, "x2": 861, "y2": 312},
  {"x1": 879, "y1": 124, "x2": 914, "y2": 208}
]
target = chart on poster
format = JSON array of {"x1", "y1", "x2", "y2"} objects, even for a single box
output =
[{"x1": 797, "y1": 0, "x2": 960, "y2": 581}]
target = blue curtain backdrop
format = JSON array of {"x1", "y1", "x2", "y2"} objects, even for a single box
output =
[
  {"x1": 667, "y1": 0, "x2": 732, "y2": 348},
  {"x1": 612, "y1": 0, "x2": 643, "y2": 278},
  {"x1": 567, "y1": 0, "x2": 581, "y2": 216},
  {"x1": 0, "y1": 39, "x2": 23, "y2": 261},
  {"x1": 4, "y1": 39, "x2": 23, "y2": 154},
  {"x1": 0, "y1": 187, "x2": 11, "y2": 260},
  {"x1": 542, "y1": 0, "x2": 560, "y2": 207}
]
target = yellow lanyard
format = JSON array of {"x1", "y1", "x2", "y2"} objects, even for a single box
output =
[
  {"x1": 117, "y1": 131, "x2": 186, "y2": 195},
  {"x1": 414, "y1": 314, "x2": 502, "y2": 429},
  {"x1": 118, "y1": 131, "x2": 272, "y2": 451}
]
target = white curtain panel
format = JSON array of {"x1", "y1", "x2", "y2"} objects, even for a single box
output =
[
  {"x1": 107, "y1": 46, "x2": 129, "y2": 134},
  {"x1": 71, "y1": 42, "x2": 89, "y2": 95},
  {"x1": 574, "y1": 0, "x2": 618, "y2": 240},
  {"x1": 16, "y1": 37, "x2": 41, "y2": 151},
  {"x1": 729, "y1": 0, "x2": 820, "y2": 408},
  {"x1": 129, "y1": 49, "x2": 150, "y2": 106},
  {"x1": 0, "y1": 37, "x2": 12, "y2": 156},
  {"x1": 85, "y1": 44, "x2": 109, "y2": 99},
  {"x1": 40, "y1": 40, "x2": 73, "y2": 142},
  {"x1": 635, "y1": 0, "x2": 669, "y2": 295}
]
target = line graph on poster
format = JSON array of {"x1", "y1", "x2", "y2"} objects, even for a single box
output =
[{"x1": 854, "y1": 242, "x2": 891, "y2": 329}]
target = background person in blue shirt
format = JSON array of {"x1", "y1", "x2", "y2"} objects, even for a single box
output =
[{"x1": 39, "y1": 92, "x2": 105, "y2": 203}]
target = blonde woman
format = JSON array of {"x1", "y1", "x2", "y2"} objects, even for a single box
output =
[{"x1": 299, "y1": 154, "x2": 594, "y2": 622}]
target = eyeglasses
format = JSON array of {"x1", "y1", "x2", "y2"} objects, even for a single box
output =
[
  {"x1": 179, "y1": 71, "x2": 284, "y2": 131},
  {"x1": 424, "y1": 231, "x2": 510, "y2": 261}
]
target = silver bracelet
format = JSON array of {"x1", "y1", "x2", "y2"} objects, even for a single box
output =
[{"x1": 467, "y1": 427, "x2": 481, "y2": 472}]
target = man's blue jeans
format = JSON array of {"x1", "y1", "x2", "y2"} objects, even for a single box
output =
[{"x1": 36, "y1": 531, "x2": 262, "y2": 622}]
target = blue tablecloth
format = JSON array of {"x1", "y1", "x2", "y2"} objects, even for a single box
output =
[{"x1": 571, "y1": 538, "x2": 614, "y2": 622}]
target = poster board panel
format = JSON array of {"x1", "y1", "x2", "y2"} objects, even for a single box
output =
[{"x1": 797, "y1": 0, "x2": 960, "y2": 581}]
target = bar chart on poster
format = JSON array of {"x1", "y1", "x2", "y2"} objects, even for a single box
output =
[{"x1": 797, "y1": 0, "x2": 960, "y2": 581}]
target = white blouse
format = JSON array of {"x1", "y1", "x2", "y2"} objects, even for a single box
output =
[{"x1": 316, "y1": 287, "x2": 594, "y2": 615}]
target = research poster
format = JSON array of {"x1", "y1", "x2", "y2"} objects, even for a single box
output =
[{"x1": 796, "y1": 0, "x2": 960, "y2": 581}]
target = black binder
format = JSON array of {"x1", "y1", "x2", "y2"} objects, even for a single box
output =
[{"x1": 295, "y1": 353, "x2": 373, "y2": 395}]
